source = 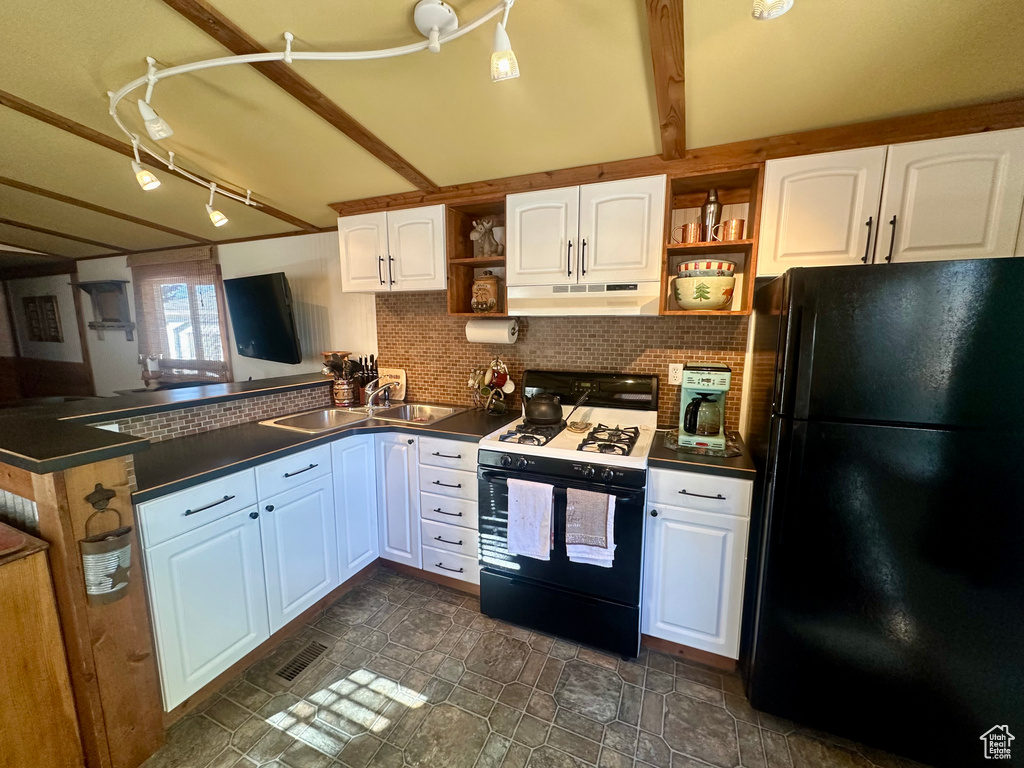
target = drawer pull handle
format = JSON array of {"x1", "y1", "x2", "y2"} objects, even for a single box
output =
[
  {"x1": 435, "y1": 562, "x2": 465, "y2": 574},
  {"x1": 679, "y1": 489, "x2": 726, "y2": 500},
  {"x1": 650, "y1": 510, "x2": 658, "y2": 517},
  {"x1": 432, "y1": 451, "x2": 463, "y2": 459},
  {"x1": 284, "y1": 463, "x2": 318, "y2": 478},
  {"x1": 184, "y1": 495, "x2": 235, "y2": 516},
  {"x1": 433, "y1": 508, "x2": 463, "y2": 518},
  {"x1": 434, "y1": 535, "x2": 464, "y2": 546},
  {"x1": 433, "y1": 480, "x2": 462, "y2": 489}
]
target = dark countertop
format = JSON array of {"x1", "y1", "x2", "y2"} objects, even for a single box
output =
[
  {"x1": 647, "y1": 432, "x2": 757, "y2": 480},
  {"x1": 132, "y1": 408, "x2": 519, "y2": 503},
  {"x1": 0, "y1": 374, "x2": 331, "y2": 474}
]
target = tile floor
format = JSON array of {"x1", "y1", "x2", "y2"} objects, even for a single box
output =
[{"x1": 142, "y1": 565, "x2": 927, "y2": 768}]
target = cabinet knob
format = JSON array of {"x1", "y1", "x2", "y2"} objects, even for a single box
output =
[
  {"x1": 650, "y1": 510, "x2": 658, "y2": 517},
  {"x1": 265, "y1": 505, "x2": 275, "y2": 512},
  {"x1": 250, "y1": 511, "x2": 260, "y2": 520},
  {"x1": 407, "y1": 439, "x2": 415, "y2": 445}
]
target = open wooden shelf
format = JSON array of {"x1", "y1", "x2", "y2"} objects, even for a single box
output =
[
  {"x1": 666, "y1": 239, "x2": 754, "y2": 253},
  {"x1": 449, "y1": 256, "x2": 506, "y2": 267},
  {"x1": 446, "y1": 200, "x2": 508, "y2": 316}
]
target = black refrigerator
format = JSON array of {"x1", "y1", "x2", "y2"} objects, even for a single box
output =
[{"x1": 746, "y1": 259, "x2": 1024, "y2": 768}]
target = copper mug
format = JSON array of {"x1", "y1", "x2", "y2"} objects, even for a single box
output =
[
  {"x1": 711, "y1": 219, "x2": 746, "y2": 242},
  {"x1": 672, "y1": 221, "x2": 703, "y2": 244}
]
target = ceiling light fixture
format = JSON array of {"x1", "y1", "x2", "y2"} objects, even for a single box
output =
[
  {"x1": 108, "y1": 0, "x2": 521, "y2": 224},
  {"x1": 206, "y1": 184, "x2": 229, "y2": 227},
  {"x1": 752, "y1": 0, "x2": 794, "y2": 20},
  {"x1": 131, "y1": 139, "x2": 161, "y2": 191}
]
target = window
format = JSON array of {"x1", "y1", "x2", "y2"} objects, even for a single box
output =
[{"x1": 129, "y1": 248, "x2": 231, "y2": 383}]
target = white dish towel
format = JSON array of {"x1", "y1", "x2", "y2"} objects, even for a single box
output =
[
  {"x1": 567, "y1": 492, "x2": 616, "y2": 568},
  {"x1": 507, "y1": 478, "x2": 554, "y2": 561}
]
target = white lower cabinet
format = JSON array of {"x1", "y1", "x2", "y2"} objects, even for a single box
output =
[
  {"x1": 146, "y1": 506, "x2": 270, "y2": 710},
  {"x1": 260, "y1": 474, "x2": 340, "y2": 633},
  {"x1": 376, "y1": 433, "x2": 422, "y2": 568},
  {"x1": 333, "y1": 435, "x2": 380, "y2": 582},
  {"x1": 642, "y1": 468, "x2": 753, "y2": 660}
]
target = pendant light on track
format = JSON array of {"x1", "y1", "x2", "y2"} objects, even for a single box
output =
[
  {"x1": 205, "y1": 184, "x2": 228, "y2": 227},
  {"x1": 131, "y1": 139, "x2": 160, "y2": 191}
]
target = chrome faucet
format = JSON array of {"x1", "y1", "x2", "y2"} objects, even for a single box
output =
[{"x1": 365, "y1": 378, "x2": 400, "y2": 412}]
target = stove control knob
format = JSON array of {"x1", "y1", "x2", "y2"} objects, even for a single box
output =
[
  {"x1": 500, "y1": 454, "x2": 513, "y2": 468},
  {"x1": 582, "y1": 465, "x2": 596, "y2": 480},
  {"x1": 516, "y1": 457, "x2": 529, "y2": 470},
  {"x1": 600, "y1": 467, "x2": 615, "y2": 483}
]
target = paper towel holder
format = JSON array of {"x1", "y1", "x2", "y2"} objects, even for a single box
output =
[{"x1": 465, "y1": 318, "x2": 519, "y2": 345}]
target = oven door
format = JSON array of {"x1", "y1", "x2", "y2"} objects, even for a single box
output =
[{"x1": 478, "y1": 468, "x2": 644, "y2": 607}]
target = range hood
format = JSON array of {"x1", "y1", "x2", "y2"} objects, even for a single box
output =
[{"x1": 507, "y1": 282, "x2": 660, "y2": 317}]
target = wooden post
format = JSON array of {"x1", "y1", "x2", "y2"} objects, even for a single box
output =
[{"x1": 32, "y1": 457, "x2": 163, "y2": 768}]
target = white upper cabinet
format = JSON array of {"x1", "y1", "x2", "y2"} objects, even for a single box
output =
[
  {"x1": 877, "y1": 129, "x2": 1024, "y2": 264},
  {"x1": 333, "y1": 435, "x2": 380, "y2": 583},
  {"x1": 387, "y1": 205, "x2": 447, "y2": 291},
  {"x1": 376, "y1": 434, "x2": 422, "y2": 568},
  {"x1": 506, "y1": 176, "x2": 666, "y2": 287},
  {"x1": 339, "y1": 205, "x2": 446, "y2": 292},
  {"x1": 339, "y1": 211, "x2": 389, "y2": 292},
  {"x1": 758, "y1": 147, "x2": 887, "y2": 276},
  {"x1": 578, "y1": 176, "x2": 666, "y2": 284},
  {"x1": 506, "y1": 186, "x2": 580, "y2": 286}
]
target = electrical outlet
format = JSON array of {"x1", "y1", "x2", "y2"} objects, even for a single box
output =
[{"x1": 668, "y1": 364, "x2": 684, "y2": 386}]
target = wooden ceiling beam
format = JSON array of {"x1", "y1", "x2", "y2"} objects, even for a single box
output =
[
  {"x1": 0, "y1": 217, "x2": 126, "y2": 253},
  {"x1": 159, "y1": 0, "x2": 439, "y2": 194},
  {"x1": 646, "y1": 0, "x2": 687, "y2": 160},
  {"x1": 0, "y1": 89, "x2": 319, "y2": 231},
  {"x1": 0, "y1": 175, "x2": 212, "y2": 244},
  {"x1": 330, "y1": 96, "x2": 1024, "y2": 215},
  {"x1": 0, "y1": 239, "x2": 66, "y2": 260}
]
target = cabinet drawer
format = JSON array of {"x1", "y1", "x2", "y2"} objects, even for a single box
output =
[
  {"x1": 256, "y1": 444, "x2": 332, "y2": 500},
  {"x1": 421, "y1": 518, "x2": 479, "y2": 559},
  {"x1": 422, "y1": 544, "x2": 480, "y2": 585},
  {"x1": 137, "y1": 469, "x2": 257, "y2": 548},
  {"x1": 419, "y1": 465, "x2": 477, "y2": 501},
  {"x1": 648, "y1": 468, "x2": 752, "y2": 518},
  {"x1": 419, "y1": 437, "x2": 477, "y2": 473},
  {"x1": 420, "y1": 492, "x2": 478, "y2": 530}
]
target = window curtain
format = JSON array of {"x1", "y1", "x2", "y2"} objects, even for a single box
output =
[{"x1": 128, "y1": 246, "x2": 232, "y2": 383}]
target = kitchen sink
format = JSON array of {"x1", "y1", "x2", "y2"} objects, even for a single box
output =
[
  {"x1": 371, "y1": 404, "x2": 465, "y2": 425},
  {"x1": 260, "y1": 408, "x2": 371, "y2": 434}
]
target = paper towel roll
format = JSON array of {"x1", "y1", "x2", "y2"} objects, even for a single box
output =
[{"x1": 465, "y1": 318, "x2": 519, "y2": 344}]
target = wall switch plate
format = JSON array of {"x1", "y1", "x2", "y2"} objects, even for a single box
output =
[{"x1": 668, "y1": 364, "x2": 684, "y2": 386}]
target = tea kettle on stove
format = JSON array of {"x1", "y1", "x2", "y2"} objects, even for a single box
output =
[{"x1": 524, "y1": 393, "x2": 562, "y2": 425}]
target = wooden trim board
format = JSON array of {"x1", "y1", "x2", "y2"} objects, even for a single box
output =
[
  {"x1": 384, "y1": 560, "x2": 481, "y2": 597},
  {"x1": 0, "y1": 217, "x2": 126, "y2": 254},
  {"x1": 641, "y1": 633, "x2": 737, "y2": 673},
  {"x1": 646, "y1": 0, "x2": 686, "y2": 160}
]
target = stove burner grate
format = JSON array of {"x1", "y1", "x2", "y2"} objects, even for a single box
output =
[
  {"x1": 497, "y1": 420, "x2": 566, "y2": 447},
  {"x1": 577, "y1": 424, "x2": 641, "y2": 456}
]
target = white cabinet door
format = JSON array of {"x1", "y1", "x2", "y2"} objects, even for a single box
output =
[
  {"x1": 506, "y1": 186, "x2": 580, "y2": 286},
  {"x1": 333, "y1": 435, "x2": 379, "y2": 583},
  {"x1": 578, "y1": 175, "x2": 666, "y2": 284},
  {"x1": 376, "y1": 434, "x2": 422, "y2": 568},
  {"x1": 758, "y1": 147, "x2": 887, "y2": 276},
  {"x1": 878, "y1": 128, "x2": 1024, "y2": 263},
  {"x1": 260, "y1": 475, "x2": 339, "y2": 633},
  {"x1": 145, "y1": 507, "x2": 269, "y2": 710},
  {"x1": 387, "y1": 204, "x2": 447, "y2": 291},
  {"x1": 642, "y1": 503, "x2": 749, "y2": 659},
  {"x1": 339, "y1": 212, "x2": 389, "y2": 292}
]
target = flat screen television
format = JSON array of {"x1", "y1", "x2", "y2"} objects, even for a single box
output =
[{"x1": 223, "y1": 272, "x2": 302, "y2": 365}]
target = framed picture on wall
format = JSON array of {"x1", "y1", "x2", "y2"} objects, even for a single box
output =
[{"x1": 22, "y1": 295, "x2": 63, "y2": 343}]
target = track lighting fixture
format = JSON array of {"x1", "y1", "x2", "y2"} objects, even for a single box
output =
[
  {"x1": 491, "y1": 21, "x2": 519, "y2": 82},
  {"x1": 752, "y1": 0, "x2": 794, "y2": 20},
  {"x1": 138, "y1": 99, "x2": 174, "y2": 140},
  {"x1": 206, "y1": 184, "x2": 228, "y2": 227},
  {"x1": 131, "y1": 140, "x2": 160, "y2": 191}
]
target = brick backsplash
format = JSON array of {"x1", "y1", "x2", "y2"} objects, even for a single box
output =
[
  {"x1": 375, "y1": 293, "x2": 749, "y2": 431},
  {"x1": 98, "y1": 384, "x2": 332, "y2": 489}
]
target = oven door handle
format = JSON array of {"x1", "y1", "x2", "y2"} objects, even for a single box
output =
[{"x1": 479, "y1": 470, "x2": 643, "y2": 500}]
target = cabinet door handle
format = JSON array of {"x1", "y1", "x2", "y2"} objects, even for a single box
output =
[
  {"x1": 650, "y1": 509, "x2": 658, "y2": 517},
  {"x1": 433, "y1": 508, "x2": 463, "y2": 518},
  {"x1": 580, "y1": 238, "x2": 587, "y2": 276},
  {"x1": 407, "y1": 439, "x2": 415, "y2": 445},
  {"x1": 885, "y1": 215, "x2": 897, "y2": 262},
  {"x1": 435, "y1": 562, "x2": 465, "y2": 574},
  {"x1": 377, "y1": 255, "x2": 385, "y2": 285},
  {"x1": 678, "y1": 489, "x2": 726, "y2": 500},
  {"x1": 388, "y1": 255, "x2": 396, "y2": 285},
  {"x1": 265, "y1": 504, "x2": 275, "y2": 512},
  {"x1": 862, "y1": 217, "x2": 873, "y2": 263},
  {"x1": 566, "y1": 241, "x2": 573, "y2": 277},
  {"x1": 434, "y1": 535, "x2": 464, "y2": 546},
  {"x1": 432, "y1": 480, "x2": 462, "y2": 489},
  {"x1": 284, "y1": 463, "x2": 318, "y2": 478},
  {"x1": 184, "y1": 495, "x2": 234, "y2": 516},
  {"x1": 432, "y1": 451, "x2": 462, "y2": 459},
  {"x1": 250, "y1": 511, "x2": 260, "y2": 520}
]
